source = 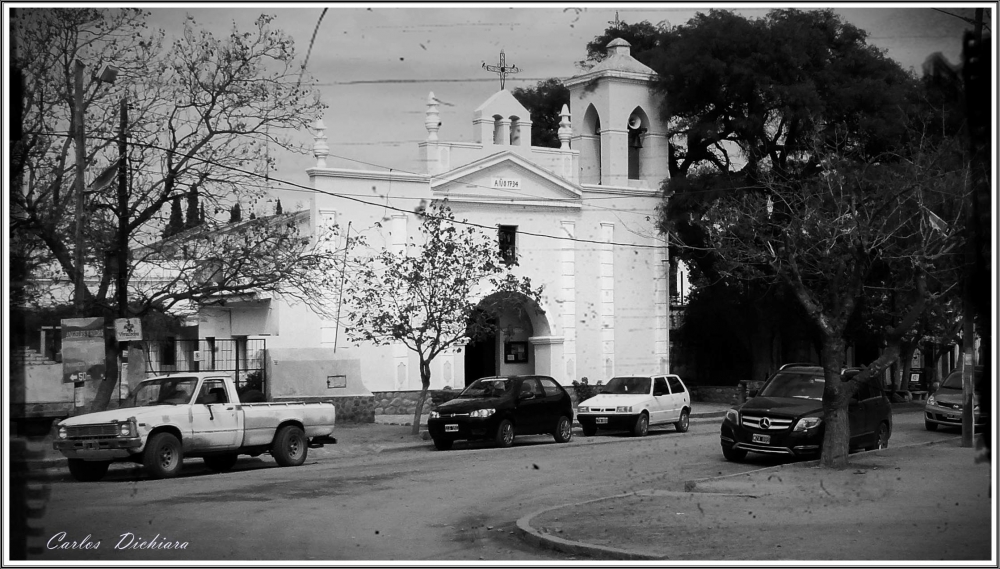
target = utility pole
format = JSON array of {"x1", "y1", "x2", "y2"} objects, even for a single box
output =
[
  {"x1": 73, "y1": 59, "x2": 87, "y2": 314},
  {"x1": 960, "y1": 8, "x2": 985, "y2": 448},
  {"x1": 116, "y1": 96, "x2": 128, "y2": 318}
]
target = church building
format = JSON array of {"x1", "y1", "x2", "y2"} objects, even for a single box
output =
[{"x1": 195, "y1": 39, "x2": 672, "y2": 394}]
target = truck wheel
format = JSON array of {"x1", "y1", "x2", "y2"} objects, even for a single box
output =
[
  {"x1": 203, "y1": 453, "x2": 239, "y2": 472},
  {"x1": 581, "y1": 422, "x2": 598, "y2": 437},
  {"x1": 495, "y1": 419, "x2": 515, "y2": 448},
  {"x1": 144, "y1": 433, "x2": 183, "y2": 479},
  {"x1": 675, "y1": 409, "x2": 690, "y2": 433},
  {"x1": 553, "y1": 416, "x2": 573, "y2": 443},
  {"x1": 722, "y1": 444, "x2": 747, "y2": 462},
  {"x1": 68, "y1": 459, "x2": 110, "y2": 482},
  {"x1": 272, "y1": 425, "x2": 307, "y2": 467},
  {"x1": 632, "y1": 413, "x2": 649, "y2": 437},
  {"x1": 432, "y1": 437, "x2": 453, "y2": 451}
]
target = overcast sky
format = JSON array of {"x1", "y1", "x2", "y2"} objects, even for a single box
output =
[{"x1": 142, "y1": 3, "x2": 986, "y2": 211}]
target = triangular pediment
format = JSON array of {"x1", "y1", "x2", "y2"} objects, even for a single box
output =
[{"x1": 431, "y1": 151, "x2": 581, "y2": 206}]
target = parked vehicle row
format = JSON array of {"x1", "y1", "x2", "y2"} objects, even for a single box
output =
[
  {"x1": 428, "y1": 373, "x2": 694, "y2": 450},
  {"x1": 924, "y1": 366, "x2": 987, "y2": 431}
]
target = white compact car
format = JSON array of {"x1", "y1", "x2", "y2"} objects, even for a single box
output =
[{"x1": 576, "y1": 374, "x2": 692, "y2": 436}]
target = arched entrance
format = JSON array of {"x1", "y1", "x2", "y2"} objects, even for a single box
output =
[{"x1": 463, "y1": 293, "x2": 552, "y2": 386}]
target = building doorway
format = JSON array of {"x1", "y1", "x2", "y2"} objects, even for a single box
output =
[{"x1": 464, "y1": 333, "x2": 497, "y2": 386}]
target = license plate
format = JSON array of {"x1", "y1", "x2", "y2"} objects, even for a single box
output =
[
  {"x1": 596, "y1": 417, "x2": 608, "y2": 424},
  {"x1": 444, "y1": 425, "x2": 458, "y2": 432},
  {"x1": 752, "y1": 434, "x2": 771, "y2": 444},
  {"x1": 946, "y1": 414, "x2": 959, "y2": 420},
  {"x1": 86, "y1": 442, "x2": 98, "y2": 450}
]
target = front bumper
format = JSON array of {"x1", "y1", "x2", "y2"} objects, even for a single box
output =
[
  {"x1": 925, "y1": 406, "x2": 988, "y2": 428},
  {"x1": 577, "y1": 413, "x2": 640, "y2": 431},
  {"x1": 427, "y1": 416, "x2": 500, "y2": 440},
  {"x1": 54, "y1": 437, "x2": 142, "y2": 460},
  {"x1": 720, "y1": 420, "x2": 821, "y2": 456}
]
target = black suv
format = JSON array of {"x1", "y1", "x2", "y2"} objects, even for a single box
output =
[
  {"x1": 427, "y1": 375, "x2": 574, "y2": 450},
  {"x1": 720, "y1": 364, "x2": 892, "y2": 461}
]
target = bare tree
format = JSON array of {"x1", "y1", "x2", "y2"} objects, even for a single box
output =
[
  {"x1": 345, "y1": 202, "x2": 543, "y2": 435},
  {"x1": 11, "y1": 8, "x2": 329, "y2": 411}
]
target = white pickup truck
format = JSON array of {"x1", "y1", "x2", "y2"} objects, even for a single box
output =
[{"x1": 53, "y1": 372, "x2": 336, "y2": 481}]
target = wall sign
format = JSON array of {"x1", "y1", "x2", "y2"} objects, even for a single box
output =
[
  {"x1": 491, "y1": 177, "x2": 521, "y2": 190},
  {"x1": 114, "y1": 317, "x2": 143, "y2": 342},
  {"x1": 504, "y1": 341, "x2": 529, "y2": 363}
]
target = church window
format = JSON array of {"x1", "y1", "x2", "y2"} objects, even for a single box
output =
[{"x1": 498, "y1": 225, "x2": 517, "y2": 265}]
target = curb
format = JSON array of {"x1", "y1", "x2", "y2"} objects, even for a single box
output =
[
  {"x1": 514, "y1": 492, "x2": 668, "y2": 560},
  {"x1": 680, "y1": 435, "x2": 961, "y2": 491},
  {"x1": 517, "y1": 436, "x2": 965, "y2": 559}
]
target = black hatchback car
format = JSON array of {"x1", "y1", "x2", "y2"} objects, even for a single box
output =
[
  {"x1": 720, "y1": 364, "x2": 892, "y2": 461},
  {"x1": 427, "y1": 375, "x2": 574, "y2": 450}
]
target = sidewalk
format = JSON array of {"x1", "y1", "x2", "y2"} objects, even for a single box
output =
[{"x1": 515, "y1": 434, "x2": 994, "y2": 561}]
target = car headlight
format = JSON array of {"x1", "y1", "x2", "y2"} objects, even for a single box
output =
[
  {"x1": 616, "y1": 406, "x2": 632, "y2": 413},
  {"x1": 469, "y1": 408, "x2": 495, "y2": 418},
  {"x1": 578, "y1": 407, "x2": 589, "y2": 414},
  {"x1": 58, "y1": 426, "x2": 67, "y2": 440},
  {"x1": 429, "y1": 411, "x2": 440, "y2": 419},
  {"x1": 793, "y1": 416, "x2": 823, "y2": 431},
  {"x1": 119, "y1": 423, "x2": 131, "y2": 437},
  {"x1": 725, "y1": 409, "x2": 739, "y2": 423},
  {"x1": 927, "y1": 395, "x2": 936, "y2": 406}
]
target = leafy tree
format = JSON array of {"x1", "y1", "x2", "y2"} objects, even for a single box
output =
[
  {"x1": 229, "y1": 202, "x2": 242, "y2": 223},
  {"x1": 582, "y1": 20, "x2": 663, "y2": 68},
  {"x1": 345, "y1": 202, "x2": 543, "y2": 435},
  {"x1": 699, "y1": 143, "x2": 965, "y2": 467},
  {"x1": 511, "y1": 79, "x2": 569, "y2": 148},
  {"x1": 275, "y1": 198, "x2": 283, "y2": 215},
  {"x1": 11, "y1": 8, "x2": 329, "y2": 411}
]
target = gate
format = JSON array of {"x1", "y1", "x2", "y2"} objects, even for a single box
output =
[{"x1": 142, "y1": 338, "x2": 266, "y2": 396}]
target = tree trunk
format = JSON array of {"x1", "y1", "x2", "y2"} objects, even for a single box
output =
[
  {"x1": 819, "y1": 338, "x2": 851, "y2": 468},
  {"x1": 410, "y1": 359, "x2": 432, "y2": 436},
  {"x1": 88, "y1": 335, "x2": 120, "y2": 413}
]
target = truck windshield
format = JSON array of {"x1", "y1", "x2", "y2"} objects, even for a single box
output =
[
  {"x1": 122, "y1": 377, "x2": 199, "y2": 408},
  {"x1": 459, "y1": 378, "x2": 512, "y2": 398},
  {"x1": 758, "y1": 372, "x2": 825, "y2": 400},
  {"x1": 603, "y1": 377, "x2": 651, "y2": 395}
]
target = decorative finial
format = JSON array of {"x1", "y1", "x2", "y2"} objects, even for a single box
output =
[
  {"x1": 483, "y1": 49, "x2": 520, "y2": 90},
  {"x1": 312, "y1": 118, "x2": 328, "y2": 168},
  {"x1": 425, "y1": 92, "x2": 440, "y2": 141},
  {"x1": 558, "y1": 104, "x2": 572, "y2": 150}
]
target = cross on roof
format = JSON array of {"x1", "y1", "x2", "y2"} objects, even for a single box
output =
[{"x1": 482, "y1": 49, "x2": 520, "y2": 90}]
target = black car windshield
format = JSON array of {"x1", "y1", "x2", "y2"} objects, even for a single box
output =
[
  {"x1": 940, "y1": 368, "x2": 983, "y2": 390},
  {"x1": 122, "y1": 377, "x2": 198, "y2": 408},
  {"x1": 603, "y1": 377, "x2": 651, "y2": 395},
  {"x1": 759, "y1": 371, "x2": 824, "y2": 400},
  {"x1": 459, "y1": 378, "x2": 513, "y2": 398}
]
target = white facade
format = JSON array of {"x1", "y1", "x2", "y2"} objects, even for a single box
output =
[{"x1": 197, "y1": 39, "x2": 671, "y2": 392}]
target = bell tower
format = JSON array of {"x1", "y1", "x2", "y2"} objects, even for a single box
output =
[{"x1": 563, "y1": 38, "x2": 669, "y2": 188}]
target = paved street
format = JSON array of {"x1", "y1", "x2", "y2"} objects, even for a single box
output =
[{"x1": 25, "y1": 408, "x2": 974, "y2": 562}]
